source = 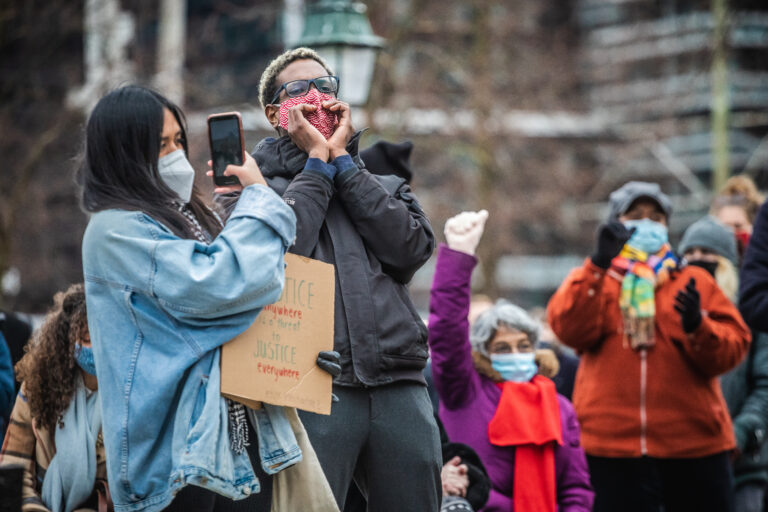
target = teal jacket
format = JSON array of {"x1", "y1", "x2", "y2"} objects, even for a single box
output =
[{"x1": 721, "y1": 330, "x2": 768, "y2": 486}]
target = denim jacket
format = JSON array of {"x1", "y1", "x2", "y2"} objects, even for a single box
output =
[{"x1": 82, "y1": 185, "x2": 298, "y2": 512}]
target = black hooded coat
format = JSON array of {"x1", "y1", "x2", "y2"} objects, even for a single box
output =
[{"x1": 218, "y1": 132, "x2": 434, "y2": 386}]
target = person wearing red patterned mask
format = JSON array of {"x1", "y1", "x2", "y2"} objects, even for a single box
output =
[
  {"x1": 214, "y1": 48, "x2": 442, "y2": 511},
  {"x1": 261, "y1": 53, "x2": 349, "y2": 161},
  {"x1": 711, "y1": 175, "x2": 765, "y2": 264}
]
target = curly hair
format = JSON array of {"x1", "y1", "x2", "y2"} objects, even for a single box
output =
[
  {"x1": 257, "y1": 47, "x2": 334, "y2": 109},
  {"x1": 15, "y1": 283, "x2": 88, "y2": 432},
  {"x1": 711, "y1": 175, "x2": 765, "y2": 224}
]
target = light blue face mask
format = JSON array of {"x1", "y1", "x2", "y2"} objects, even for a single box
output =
[
  {"x1": 623, "y1": 218, "x2": 669, "y2": 254},
  {"x1": 490, "y1": 352, "x2": 537, "y2": 383},
  {"x1": 75, "y1": 344, "x2": 97, "y2": 376},
  {"x1": 158, "y1": 149, "x2": 195, "y2": 204}
]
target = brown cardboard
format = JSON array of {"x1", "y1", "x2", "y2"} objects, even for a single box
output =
[{"x1": 221, "y1": 253, "x2": 335, "y2": 415}]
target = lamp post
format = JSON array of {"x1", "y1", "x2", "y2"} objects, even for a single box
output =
[
  {"x1": 710, "y1": 0, "x2": 730, "y2": 192},
  {"x1": 294, "y1": 0, "x2": 384, "y2": 106}
]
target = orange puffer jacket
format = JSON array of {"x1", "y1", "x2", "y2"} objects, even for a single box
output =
[{"x1": 547, "y1": 259, "x2": 751, "y2": 459}]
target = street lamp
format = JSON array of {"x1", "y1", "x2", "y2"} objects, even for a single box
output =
[{"x1": 295, "y1": 0, "x2": 385, "y2": 106}]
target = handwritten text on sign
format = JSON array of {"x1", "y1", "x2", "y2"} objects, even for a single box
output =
[{"x1": 221, "y1": 254, "x2": 335, "y2": 415}]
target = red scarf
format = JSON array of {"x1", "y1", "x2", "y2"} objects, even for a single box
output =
[{"x1": 488, "y1": 375, "x2": 562, "y2": 512}]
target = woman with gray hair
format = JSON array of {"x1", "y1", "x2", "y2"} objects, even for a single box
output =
[{"x1": 428, "y1": 210, "x2": 593, "y2": 512}]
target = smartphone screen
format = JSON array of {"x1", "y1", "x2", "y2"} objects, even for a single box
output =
[{"x1": 208, "y1": 114, "x2": 243, "y2": 184}]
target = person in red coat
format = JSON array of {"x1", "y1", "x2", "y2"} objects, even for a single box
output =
[{"x1": 548, "y1": 181, "x2": 751, "y2": 512}]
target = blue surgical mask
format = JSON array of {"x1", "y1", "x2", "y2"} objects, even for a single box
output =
[
  {"x1": 75, "y1": 343, "x2": 97, "y2": 376},
  {"x1": 158, "y1": 149, "x2": 195, "y2": 204},
  {"x1": 490, "y1": 352, "x2": 537, "y2": 383},
  {"x1": 623, "y1": 218, "x2": 668, "y2": 254}
]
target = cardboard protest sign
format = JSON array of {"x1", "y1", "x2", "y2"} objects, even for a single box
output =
[{"x1": 221, "y1": 253, "x2": 335, "y2": 415}]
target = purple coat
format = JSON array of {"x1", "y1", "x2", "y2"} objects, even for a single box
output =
[{"x1": 428, "y1": 245, "x2": 594, "y2": 511}]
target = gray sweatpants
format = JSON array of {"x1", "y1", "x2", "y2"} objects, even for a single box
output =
[{"x1": 299, "y1": 382, "x2": 442, "y2": 512}]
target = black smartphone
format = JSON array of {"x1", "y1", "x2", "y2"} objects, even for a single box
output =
[{"x1": 207, "y1": 112, "x2": 244, "y2": 186}]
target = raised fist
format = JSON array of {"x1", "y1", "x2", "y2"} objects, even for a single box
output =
[{"x1": 444, "y1": 210, "x2": 489, "y2": 256}]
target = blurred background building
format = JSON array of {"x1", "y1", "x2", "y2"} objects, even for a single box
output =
[
  {"x1": 575, "y1": 0, "x2": 768, "y2": 229},
  {"x1": 1, "y1": 0, "x2": 767, "y2": 313}
]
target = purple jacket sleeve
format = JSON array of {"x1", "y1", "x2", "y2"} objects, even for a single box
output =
[
  {"x1": 428, "y1": 244, "x2": 482, "y2": 410},
  {"x1": 483, "y1": 489, "x2": 513, "y2": 511},
  {"x1": 555, "y1": 396, "x2": 595, "y2": 511}
]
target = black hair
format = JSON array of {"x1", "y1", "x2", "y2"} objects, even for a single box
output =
[{"x1": 77, "y1": 85, "x2": 221, "y2": 239}]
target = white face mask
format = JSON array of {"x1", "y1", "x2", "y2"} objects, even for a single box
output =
[{"x1": 158, "y1": 149, "x2": 195, "y2": 203}]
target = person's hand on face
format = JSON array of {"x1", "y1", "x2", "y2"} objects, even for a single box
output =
[
  {"x1": 444, "y1": 210, "x2": 489, "y2": 256},
  {"x1": 323, "y1": 99, "x2": 354, "y2": 160},
  {"x1": 287, "y1": 104, "x2": 330, "y2": 161},
  {"x1": 441, "y1": 456, "x2": 469, "y2": 497},
  {"x1": 206, "y1": 152, "x2": 267, "y2": 194},
  {"x1": 266, "y1": 60, "x2": 339, "y2": 161}
]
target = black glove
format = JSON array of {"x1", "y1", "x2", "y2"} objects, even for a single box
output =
[
  {"x1": 591, "y1": 221, "x2": 635, "y2": 269},
  {"x1": 316, "y1": 350, "x2": 341, "y2": 377},
  {"x1": 674, "y1": 278, "x2": 702, "y2": 333}
]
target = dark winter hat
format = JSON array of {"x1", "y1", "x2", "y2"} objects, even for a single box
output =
[
  {"x1": 360, "y1": 140, "x2": 414, "y2": 183},
  {"x1": 679, "y1": 216, "x2": 738, "y2": 265},
  {"x1": 608, "y1": 181, "x2": 673, "y2": 221}
]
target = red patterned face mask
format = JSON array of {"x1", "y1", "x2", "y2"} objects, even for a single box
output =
[
  {"x1": 278, "y1": 89, "x2": 339, "y2": 139},
  {"x1": 736, "y1": 231, "x2": 751, "y2": 258}
]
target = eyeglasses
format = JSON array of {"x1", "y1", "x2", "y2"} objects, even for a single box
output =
[{"x1": 270, "y1": 75, "x2": 340, "y2": 105}]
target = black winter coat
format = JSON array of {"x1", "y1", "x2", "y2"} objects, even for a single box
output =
[
  {"x1": 740, "y1": 201, "x2": 768, "y2": 329},
  {"x1": 219, "y1": 132, "x2": 434, "y2": 386},
  {"x1": 733, "y1": 200, "x2": 768, "y2": 485}
]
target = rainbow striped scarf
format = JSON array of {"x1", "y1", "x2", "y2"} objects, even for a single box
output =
[{"x1": 613, "y1": 243, "x2": 677, "y2": 350}]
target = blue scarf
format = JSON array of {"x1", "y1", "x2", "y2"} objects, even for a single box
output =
[{"x1": 42, "y1": 374, "x2": 101, "y2": 512}]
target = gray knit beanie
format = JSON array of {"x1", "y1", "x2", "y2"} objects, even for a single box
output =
[
  {"x1": 679, "y1": 216, "x2": 738, "y2": 265},
  {"x1": 469, "y1": 300, "x2": 540, "y2": 358},
  {"x1": 608, "y1": 181, "x2": 673, "y2": 221}
]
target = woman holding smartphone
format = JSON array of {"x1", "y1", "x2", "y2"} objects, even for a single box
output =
[{"x1": 78, "y1": 85, "x2": 337, "y2": 512}]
